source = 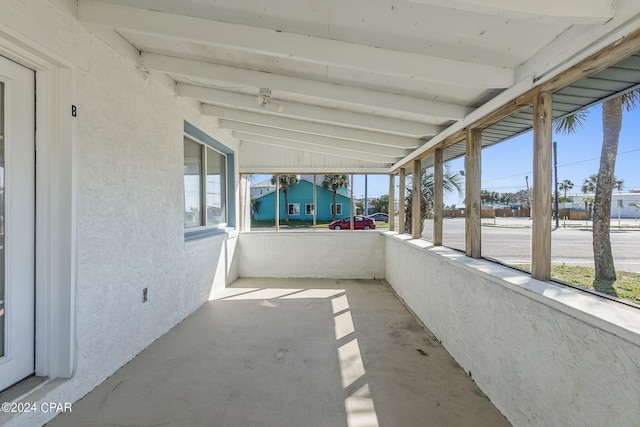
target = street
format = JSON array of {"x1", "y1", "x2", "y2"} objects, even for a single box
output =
[{"x1": 422, "y1": 218, "x2": 640, "y2": 273}]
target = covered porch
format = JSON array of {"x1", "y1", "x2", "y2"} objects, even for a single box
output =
[
  {"x1": 47, "y1": 277, "x2": 510, "y2": 427},
  {"x1": 41, "y1": 230, "x2": 640, "y2": 426},
  {"x1": 0, "y1": 1, "x2": 639, "y2": 427}
]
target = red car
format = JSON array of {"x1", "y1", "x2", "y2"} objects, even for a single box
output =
[{"x1": 329, "y1": 215, "x2": 376, "y2": 230}]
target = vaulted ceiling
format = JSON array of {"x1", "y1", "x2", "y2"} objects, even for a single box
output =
[{"x1": 77, "y1": 0, "x2": 640, "y2": 173}]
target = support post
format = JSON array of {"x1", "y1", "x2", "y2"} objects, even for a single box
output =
[
  {"x1": 412, "y1": 159, "x2": 421, "y2": 239},
  {"x1": 274, "y1": 175, "x2": 280, "y2": 231},
  {"x1": 240, "y1": 174, "x2": 251, "y2": 231},
  {"x1": 434, "y1": 148, "x2": 444, "y2": 245},
  {"x1": 239, "y1": 173, "x2": 245, "y2": 231},
  {"x1": 313, "y1": 173, "x2": 317, "y2": 230},
  {"x1": 364, "y1": 175, "x2": 368, "y2": 216},
  {"x1": 465, "y1": 128, "x2": 481, "y2": 258},
  {"x1": 553, "y1": 140, "x2": 560, "y2": 229},
  {"x1": 350, "y1": 174, "x2": 354, "y2": 230},
  {"x1": 388, "y1": 174, "x2": 395, "y2": 231},
  {"x1": 398, "y1": 168, "x2": 405, "y2": 234},
  {"x1": 532, "y1": 92, "x2": 553, "y2": 280}
]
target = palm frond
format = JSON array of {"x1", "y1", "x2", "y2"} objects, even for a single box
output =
[
  {"x1": 553, "y1": 109, "x2": 589, "y2": 134},
  {"x1": 321, "y1": 174, "x2": 348, "y2": 191},
  {"x1": 621, "y1": 88, "x2": 640, "y2": 112}
]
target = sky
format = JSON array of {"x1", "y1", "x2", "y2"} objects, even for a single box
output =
[{"x1": 252, "y1": 103, "x2": 640, "y2": 209}]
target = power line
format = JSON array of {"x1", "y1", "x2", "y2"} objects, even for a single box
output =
[{"x1": 482, "y1": 147, "x2": 640, "y2": 183}]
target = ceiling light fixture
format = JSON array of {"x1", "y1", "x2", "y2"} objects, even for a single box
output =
[{"x1": 256, "y1": 88, "x2": 284, "y2": 112}]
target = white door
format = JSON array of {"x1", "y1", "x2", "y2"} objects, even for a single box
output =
[{"x1": 0, "y1": 55, "x2": 35, "y2": 390}]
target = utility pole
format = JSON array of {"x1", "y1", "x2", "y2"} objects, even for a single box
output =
[
  {"x1": 553, "y1": 141, "x2": 559, "y2": 229},
  {"x1": 525, "y1": 175, "x2": 532, "y2": 219},
  {"x1": 364, "y1": 174, "x2": 368, "y2": 216}
]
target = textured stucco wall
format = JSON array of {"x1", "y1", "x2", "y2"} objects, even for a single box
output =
[
  {"x1": 384, "y1": 233, "x2": 640, "y2": 427},
  {"x1": 3, "y1": 2, "x2": 238, "y2": 426},
  {"x1": 238, "y1": 232, "x2": 385, "y2": 279}
]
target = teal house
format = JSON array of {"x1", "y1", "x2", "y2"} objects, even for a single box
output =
[{"x1": 253, "y1": 178, "x2": 351, "y2": 221}]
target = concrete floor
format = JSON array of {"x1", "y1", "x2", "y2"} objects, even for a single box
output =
[{"x1": 47, "y1": 278, "x2": 511, "y2": 427}]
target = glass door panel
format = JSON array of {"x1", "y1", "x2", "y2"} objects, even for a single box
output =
[{"x1": 0, "y1": 56, "x2": 35, "y2": 391}]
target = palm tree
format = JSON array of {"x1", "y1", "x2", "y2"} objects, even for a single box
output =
[
  {"x1": 271, "y1": 174, "x2": 299, "y2": 222},
  {"x1": 405, "y1": 165, "x2": 464, "y2": 234},
  {"x1": 559, "y1": 179, "x2": 574, "y2": 202},
  {"x1": 321, "y1": 174, "x2": 349, "y2": 220},
  {"x1": 554, "y1": 89, "x2": 639, "y2": 280},
  {"x1": 250, "y1": 196, "x2": 260, "y2": 220},
  {"x1": 581, "y1": 174, "x2": 623, "y2": 219},
  {"x1": 581, "y1": 174, "x2": 597, "y2": 194},
  {"x1": 499, "y1": 192, "x2": 516, "y2": 205},
  {"x1": 582, "y1": 197, "x2": 595, "y2": 219}
]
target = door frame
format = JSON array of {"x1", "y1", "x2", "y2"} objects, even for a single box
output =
[
  {"x1": 0, "y1": 54, "x2": 36, "y2": 389},
  {"x1": 0, "y1": 35, "x2": 77, "y2": 380}
]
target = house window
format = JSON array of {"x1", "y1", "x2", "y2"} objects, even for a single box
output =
[
  {"x1": 184, "y1": 136, "x2": 226, "y2": 228},
  {"x1": 331, "y1": 203, "x2": 343, "y2": 216},
  {"x1": 617, "y1": 199, "x2": 624, "y2": 208},
  {"x1": 288, "y1": 203, "x2": 300, "y2": 216},
  {"x1": 183, "y1": 123, "x2": 234, "y2": 240},
  {"x1": 306, "y1": 204, "x2": 315, "y2": 215},
  {"x1": 206, "y1": 148, "x2": 226, "y2": 226},
  {"x1": 183, "y1": 137, "x2": 204, "y2": 228}
]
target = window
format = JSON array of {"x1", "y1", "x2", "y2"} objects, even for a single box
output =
[
  {"x1": 288, "y1": 203, "x2": 300, "y2": 216},
  {"x1": 184, "y1": 138, "x2": 203, "y2": 228},
  {"x1": 306, "y1": 204, "x2": 314, "y2": 215},
  {"x1": 184, "y1": 136, "x2": 227, "y2": 228},
  {"x1": 206, "y1": 148, "x2": 226, "y2": 226},
  {"x1": 618, "y1": 199, "x2": 624, "y2": 208},
  {"x1": 183, "y1": 121, "x2": 235, "y2": 240},
  {"x1": 331, "y1": 203, "x2": 343, "y2": 216}
]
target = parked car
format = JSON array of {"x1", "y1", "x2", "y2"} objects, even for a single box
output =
[
  {"x1": 367, "y1": 212, "x2": 389, "y2": 222},
  {"x1": 329, "y1": 215, "x2": 376, "y2": 230}
]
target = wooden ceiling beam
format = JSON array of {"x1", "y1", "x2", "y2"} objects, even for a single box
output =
[
  {"x1": 392, "y1": 27, "x2": 640, "y2": 173},
  {"x1": 541, "y1": 27, "x2": 640, "y2": 93},
  {"x1": 145, "y1": 54, "x2": 471, "y2": 122},
  {"x1": 203, "y1": 105, "x2": 420, "y2": 148},
  {"x1": 229, "y1": 126, "x2": 409, "y2": 158},
  {"x1": 406, "y1": 0, "x2": 613, "y2": 24},
  {"x1": 80, "y1": 0, "x2": 513, "y2": 89},
  {"x1": 238, "y1": 138, "x2": 393, "y2": 164},
  {"x1": 177, "y1": 83, "x2": 442, "y2": 137}
]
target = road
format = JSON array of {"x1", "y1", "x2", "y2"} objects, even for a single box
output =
[{"x1": 421, "y1": 218, "x2": 640, "y2": 273}]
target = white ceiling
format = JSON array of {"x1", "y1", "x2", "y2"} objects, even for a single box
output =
[{"x1": 76, "y1": 0, "x2": 640, "y2": 172}]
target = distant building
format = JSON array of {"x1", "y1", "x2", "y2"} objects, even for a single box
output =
[
  {"x1": 565, "y1": 193, "x2": 640, "y2": 218},
  {"x1": 253, "y1": 177, "x2": 351, "y2": 221},
  {"x1": 250, "y1": 179, "x2": 276, "y2": 198}
]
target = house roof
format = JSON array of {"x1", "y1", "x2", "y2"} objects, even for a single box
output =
[
  {"x1": 80, "y1": 0, "x2": 640, "y2": 173},
  {"x1": 253, "y1": 177, "x2": 350, "y2": 200},
  {"x1": 252, "y1": 180, "x2": 274, "y2": 189}
]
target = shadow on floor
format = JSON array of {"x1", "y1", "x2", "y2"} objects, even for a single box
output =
[{"x1": 47, "y1": 278, "x2": 511, "y2": 427}]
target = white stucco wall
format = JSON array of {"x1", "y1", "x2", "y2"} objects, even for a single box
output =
[
  {"x1": 384, "y1": 232, "x2": 640, "y2": 427},
  {"x1": 1, "y1": 2, "x2": 238, "y2": 426},
  {"x1": 238, "y1": 231, "x2": 385, "y2": 279}
]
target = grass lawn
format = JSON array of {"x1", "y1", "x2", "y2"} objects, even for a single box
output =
[
  {"x1": 515, "y1": 264, "x2": 640, "y2": 305},
  {"x1": 251, "y1": 220, "x2": 389, "y2": 229},
  {"x1": 251, "y1": 219, "x2": 330, "y2": 228}
]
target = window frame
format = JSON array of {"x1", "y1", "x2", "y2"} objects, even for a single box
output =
[
  {"x1": 305, "y1": 203, "x2": 315, "y2": 215},
  {"x1": 288, "y1": 203, "x2": 300, "y2": 216},
  {"x1": 331, "y1": 203, "x2": 343, "y2": 216},
  {"x1": 183, "y1": 122, "x2": 235, "y2": 241}
]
